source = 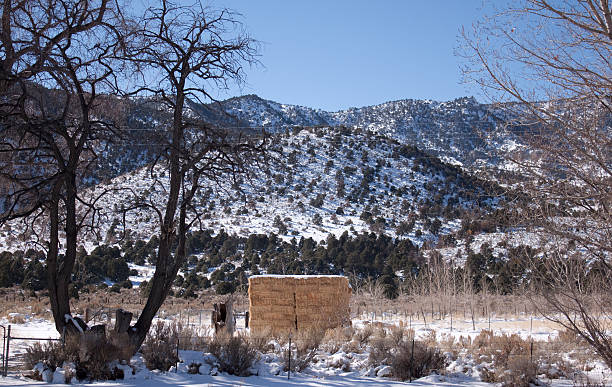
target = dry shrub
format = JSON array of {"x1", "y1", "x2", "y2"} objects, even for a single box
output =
[
  {"x1": 24, "y1": 341, "x2": 65, "y2": 371},
  {"x1": 321, "y1": 326, "x2": 352, "y2": 354},
  {"x1": 296, "y1": 326, "x2": 326, "y2": 353},
  {"x1": 389, "y1": 325, "x2": 406, "y2": 346},
  {"x1": 24, "y1": 335, "x2": 80, "y2": 370},
  {"x1": 249, "y1": 329, "x2": 275, "y2": 353},
  {"x1": 80, "y1": 339, "x2": 122, "y2": 381},
  {"x1": 31, "y1": 302, "x2": 48, "y2": 317},
  {"x1": 472, "y1": 329, "x2": 495, "y2": 349},
  {"x1": 390, "y1": 340, "x2": 447, "y2": 381},
  {"x1": 551, "y1": 328, "x2": 590, "y2": 365},
  {"x1": 342, "y1": 336, "x2": 361, "y2": 354},
  {"x1": 187, "y1": 362, "x2": 201, "y2": 374},
  {"x1": 480, "y1": 366, "x2": 496, "y2": 383},
  {"x1": 282, "y1": 345, "x2": 318, "y2": 373},
  {"x1": 421, "y1": 329, "x2": 437, "y2": 347},
  {"x1": 8, "y1": 313, "x2": 26, "y2": 324},
  {"x1": 175, "y1": 322, "x2": 208, "y2": 351},
  {"x1": 141, "y1": 321, "x2": 179, "y2": 371},
  {"x1": 206, "y1": 332, "x2": 256, "y2": 376},
  {"x1": 63, "y1": 364, "x2": 76, "y2": 384},
  {"x1": 63, "y1": 335, "x2": 81, "y2": 363},
  {"x1": 24, "y1": 334, "x2": 123, "y2": 381},
  {"x1": 491, "y1": 334, "x2": 529, "y2": 367},
  {"x1": 536, "y1": 338, "x2": 577, "y2": 380},
  {"x1": 456, "y1": 335, "x2": 472, "y2": 349},
  {"x1": 270, "y1": 331, "x2": 289, "y2": 348},
  {"x1": 353, "y1": 324, "x2": 374, "y2": 347},
  {"x1": 471, "y1": 330, "x2": 538, "y2": 386},
  {"x1": 368, "y1": 328, "x2": 392, "y2": 365},
  {"x1": 282, "y1": 327, "x2": 328, "y2": 373},
  {"x1": 475, "y1": 329, "x2": 587, "y2": 385},
  {"x1": 496, "y1": 356, "x2": 538, "y2": 387},
  {"x1": 557, "y1": 328, "x2": 581, "y2": 345},
  {"x1": 438, "y1": 333, "x2": 456, "y2": 352}
]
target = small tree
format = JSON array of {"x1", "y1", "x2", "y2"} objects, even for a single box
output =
[{"x1": 273, "y1": 215, "x2": 288, "y2": 234}]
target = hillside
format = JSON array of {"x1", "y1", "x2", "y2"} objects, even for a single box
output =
[
  {"x1": 0, "y1": 96, "x2": 526, "y2": 293},
  {"x1": 87, "y1": 126, "x2": 501, "y2": 247},
  {"x1": 206, "y1": 95, "x2": 515, "y2": 169},
  {"x1": 87, "y1": 94, "x2": 519, "y2": 186}
]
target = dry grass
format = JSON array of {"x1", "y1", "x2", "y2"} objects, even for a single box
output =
[
  {"x1": 0, "y1": 288, "x2": 52, "y2": 320},
  {"x1": 350, "y1": 291, "x2": 565, "y2": 329},
  {"x1": 10, "y1": 285, "x2": 603, "y2": 386}
]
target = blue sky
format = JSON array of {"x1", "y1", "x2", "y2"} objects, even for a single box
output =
[{"x1": 208, "y1": 1, "x2": 486, "y2": 111}]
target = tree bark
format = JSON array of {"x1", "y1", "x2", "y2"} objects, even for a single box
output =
[
  {"x1": 127, "y1": 90, "x2": 186, "y2": 351},
  {"x1": 47, "y1": 181, "x2": 66, "y2": 333}
]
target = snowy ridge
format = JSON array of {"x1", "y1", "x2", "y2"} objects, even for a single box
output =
[{"x1": 209, "y1": 95, "x2": 516, "y2": 169}]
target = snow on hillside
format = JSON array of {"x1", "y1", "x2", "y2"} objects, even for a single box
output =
[
  {"x1": 0, "y1": 96, "x2": 525, "y2": 291},
  {"x1": 213, "y1": 95, "x2": 518, "y2": 170},
  {"x1": 79, "y1": 126, "x2": 493, "y2": 249}
]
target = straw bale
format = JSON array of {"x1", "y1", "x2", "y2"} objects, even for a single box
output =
[{"x1": 248, "y1": 275, "x2": 350, "y2": 335}]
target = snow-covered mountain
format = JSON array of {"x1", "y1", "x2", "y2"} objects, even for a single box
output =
[
  {"x1": 89, "y1": 126, "x2": 502, "y2": 247},
  {"x1": 0, "y1": 94, "x2": 528, "y2": 288},
  {"x1": 0, "y1": 125, "x2": 503, "y2": 252},
  {"x1": 0, "y1": 94, "x2": 515, "y2": 251},
  {"x1": 207, "y1": 95, "x2": 513, "y2": 169},
  {"x1": 85, "y1": 94, "x2": 518, "y2": 189}
]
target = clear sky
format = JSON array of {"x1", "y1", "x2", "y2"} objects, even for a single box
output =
[{"x1": 208, "y1": 1, "x2": 486, "y2": 111}]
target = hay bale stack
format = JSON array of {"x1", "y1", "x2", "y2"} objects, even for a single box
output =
[
  {"x1": 248, "y1": 275, "x2": 351, "y2": 336},
  {"x1": 248, "y1": 276, "x2": 296, "y2": 334}
]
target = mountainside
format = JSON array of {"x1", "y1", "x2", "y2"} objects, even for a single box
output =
[
  {"x1": 94, "y1": 126, "x2": 505, "y2": 248},
  {"x1": 0, "y1": 98, "x2": 533, "y2": 293},
  {"x1": 210, "y1": 95, "x2": 514, "y2": 168},
  {"x1": 0, "y1": 125, "x2": 503, "y2": 249},
  {"x1": 92, "y1": 94, "x2": 518, "y2": 183}
]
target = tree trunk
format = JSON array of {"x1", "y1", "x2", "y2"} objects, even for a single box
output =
[
  {"x1": 47, "y1": 170, "x2": 83, "y2": 335},
  {"x1": 47, "y1": 181, "x2": 73, "y2": 334},
  {"x1": 126, "y1": 92, "x2": 187, "y2": 352}
]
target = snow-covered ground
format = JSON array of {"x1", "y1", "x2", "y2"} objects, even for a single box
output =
[
  {"x1": 1, "y1": 311, "x2": 609, "y2": 386},
  {"x1": 0, "y1": 369, "x2": 490, "y2": 387}
]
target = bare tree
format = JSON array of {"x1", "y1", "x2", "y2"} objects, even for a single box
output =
[
  {"x1": 1, "y1": 1, "x2": 105, "y2": 91},
  {"x1": 462, "y1": 0, "x2": 612, "y2": 367},
  {"x1": 118, "y1": 0, "x2": 265, "y2": 352},
  {"x1": 0, "y1": 0, "x2": 126, "y2": 334}
]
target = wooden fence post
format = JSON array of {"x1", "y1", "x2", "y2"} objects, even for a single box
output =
[{"x1": 4, "y1": 325, "x2": 11, "y2": 377}]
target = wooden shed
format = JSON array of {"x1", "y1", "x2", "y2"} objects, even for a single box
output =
[{"x1": 248, "y1": 275, "x2": 351, "y2": 335}]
